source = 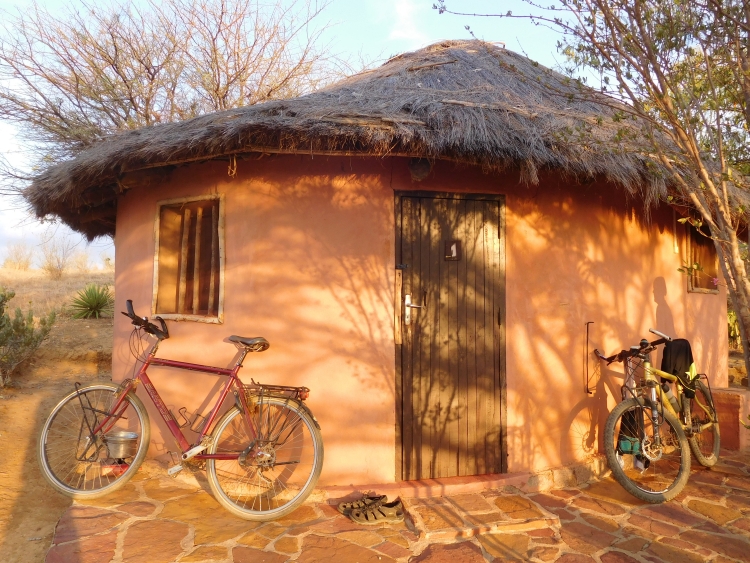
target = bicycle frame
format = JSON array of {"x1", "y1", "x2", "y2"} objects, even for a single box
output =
[
  {"x1": 635, "y1": 358, "x2": 715, "y2": 433},
  {"x1": 89, "y1": 340, "x2": 256, "y2": 461}
]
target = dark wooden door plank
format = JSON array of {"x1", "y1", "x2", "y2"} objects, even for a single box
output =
[
  {"x1": 457, "y1": 199, "x2": 469, "y2": 477},
  {"x1": 402, "y1": 197, "x2": 415, "y2": 480},
  {"x1": 465, "y1": 199, "x2": 479, "y2": 477}
]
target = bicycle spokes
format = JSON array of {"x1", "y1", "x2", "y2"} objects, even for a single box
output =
[
  {"x1": 208, "y1": 395, "x2": 322, "y2": 518},
  {"x1": 614, "y1": 401, "x2": 682, "y2": 493},
  {"x1": 40, "y1": 385, "x2": 148, "y2": 495}
]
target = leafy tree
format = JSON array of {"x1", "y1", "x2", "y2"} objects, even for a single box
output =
[
  {"x1": 436, "y1": 0, "x2": 750, "y2": 381},
  {"x1": 0, "y1": 288, "x2": 55, "y2": 384}
]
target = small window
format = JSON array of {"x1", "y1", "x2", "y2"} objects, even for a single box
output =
[
  {"x1": 687, "y1": 223, "x2": 718, "y2": 294},
  {"x1": 153, "y1": 196, "x2": 224, "y2": 322}
]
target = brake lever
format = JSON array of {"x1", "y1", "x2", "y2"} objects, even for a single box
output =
[{"x1": 154, "y1": 317, "x2": 169, "y2": 339}]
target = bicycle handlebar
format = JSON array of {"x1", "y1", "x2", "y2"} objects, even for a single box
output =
[
  {"x1": 648, "y1": 328, "x2": 672, "y2": 342},
  {"x1": 594, "y1": 328, "x2": 672, "y2": 365},
  {"x1": 121, "y1": 300, "x2": 169, "y2": 340}
]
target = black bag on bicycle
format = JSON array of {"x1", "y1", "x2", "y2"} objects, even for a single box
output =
[{"x1": 661, "y1": 339, "x2": 697, "y2": 398}]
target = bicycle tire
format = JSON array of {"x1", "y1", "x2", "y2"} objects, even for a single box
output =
[
  {"x1": 687, "y1": 380, "x2": 720, "y2": 467},
  {"x1": 38, "y1": 383, "x2": 150, "y2": 499},
  {"x1": 604, "y1": 397, "x2": 690, "y2": 503},
  {"x1": 206, "y1": 396, "x2": 323, "y2": 521}
]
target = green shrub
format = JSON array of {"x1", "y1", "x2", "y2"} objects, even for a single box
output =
[
  {"x1": 70, "y1": 284, "x2": 114, "y2": 319},
  {"x1": 0, "y1": 288, "x2": 55, "y2": 383}
]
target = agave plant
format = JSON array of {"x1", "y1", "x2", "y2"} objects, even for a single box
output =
[{"x1": 70, "y1": 284, "x2": 114, "y2": 319}]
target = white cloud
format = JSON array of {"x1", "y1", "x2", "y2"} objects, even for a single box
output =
[{"x1": 387, "y1": 0, "x2": 430, "y2": 48}]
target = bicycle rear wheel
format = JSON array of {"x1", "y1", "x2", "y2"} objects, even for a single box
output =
[
  {"x1": 38, "y1": 383, "x2": 150, "y2": 498},
  {"x1": 206, "y1": 396, "x2": 323, "y2": 520},
  {"x1": 604, "y1": 397, "x2": 690, "y2": 503},
  {"x1": 687, "y1": 380, "x2": 720, "y2": 467}
]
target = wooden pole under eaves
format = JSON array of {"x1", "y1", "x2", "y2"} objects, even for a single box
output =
[
  {"x1": 192, "y1": 207, "x2": 203, "y2": 314},
  {"x1": 208, "y1": 205, "x2": 217, "y2": 316},
  {"x1": 178, "y1": 209, "x2": 191, "y2": 314}
]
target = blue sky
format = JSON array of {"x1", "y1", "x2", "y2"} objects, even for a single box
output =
[{"x1": 0, "y1": 0, "x2": 563, "y2": 261}]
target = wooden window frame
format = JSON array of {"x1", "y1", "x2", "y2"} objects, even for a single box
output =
[
  {"x1": 152, "y1": 194, "x2": 226, "y2": 323},
  {"x1": 686, "y1": 223, "x2": 719, "y2": 295}
]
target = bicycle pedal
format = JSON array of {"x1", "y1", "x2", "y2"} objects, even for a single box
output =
[{"x1": 167, "y1": 464, "x2": 183, "y2": 477}]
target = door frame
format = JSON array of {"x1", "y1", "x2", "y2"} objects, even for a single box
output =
[{"x1": 394, "y1": 190, "x2": 507, "y2": 480}]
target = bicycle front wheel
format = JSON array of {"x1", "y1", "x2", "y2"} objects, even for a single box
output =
[
  {"x1": 687, "y1": 380, "x2": 720, "y2": 467},
  {"x1": 206, "y1": 396, "x2": 323, "y2": 521},
  {"x1": 604, "y1": 397, "x2": 690, "y2": 503},
  {"x1": 38, "y1": 383, "x2": 150, "y2": 498}
]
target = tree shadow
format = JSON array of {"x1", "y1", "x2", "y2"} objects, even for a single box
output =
[{"x1": 107, "y1": 156, "x2": 725, "y2": 490}]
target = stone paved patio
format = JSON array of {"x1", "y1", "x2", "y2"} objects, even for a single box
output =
[{"x1": 45, "y1": 452, "x2": 750, "y2": 562}]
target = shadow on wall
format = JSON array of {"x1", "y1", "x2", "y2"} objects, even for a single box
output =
[
  {"x1": 112, "y1": 158, "x2": 724, "y2": 483},
  {"x1": 563, "y1": 275, "x2": 680, "y2": 465},
  {"x1": 502, "y1": 177, "x2": 722, "y2": 474},
  {"x1": 117, "y1": 158, "x2": 399, "y2": 483}
]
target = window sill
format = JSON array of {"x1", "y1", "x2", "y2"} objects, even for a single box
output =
[
  {"x1": 153, "y1": 313, "x2": 224, "y2": 324},
  {"x1": 687, "y1": 287, "x2": 719, "y2": 295}
]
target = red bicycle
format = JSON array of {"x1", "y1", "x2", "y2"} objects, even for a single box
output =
[{"x1": 37, "y1": 300, "x2": 324, "y2": 520}]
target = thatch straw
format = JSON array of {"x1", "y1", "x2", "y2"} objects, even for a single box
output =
[{"x1": 25, "y1": 40, "x2": 673, "y2": 239}]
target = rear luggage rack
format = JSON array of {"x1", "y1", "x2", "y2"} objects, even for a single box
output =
[{"x1": 244, "y1": 380, "x2": 310, "y2": 401}]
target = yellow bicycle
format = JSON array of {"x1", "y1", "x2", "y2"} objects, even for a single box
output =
[{"x1": 595, "y1": 329, "x2": 720, "y2": 503}]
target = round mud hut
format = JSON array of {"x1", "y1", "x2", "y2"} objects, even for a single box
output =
[{"x1": 25, "y1": 40, "x2": 729, "y2": 487}]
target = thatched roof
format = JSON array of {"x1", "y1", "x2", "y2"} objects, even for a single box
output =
[{"x1": 25, "y1": 39, "x2": 670, "y2": 239}]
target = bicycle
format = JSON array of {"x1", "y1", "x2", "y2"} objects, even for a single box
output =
[
  {"x1": 37, "y1": 300, "x2": 324, "y2": 520},
  {"x1": 595, "y1": 328, "x2": 720, "y2": 503}
]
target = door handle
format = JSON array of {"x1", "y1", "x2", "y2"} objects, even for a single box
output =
[
  {"x1": 404, "y1": 294, "x2": 422, "y2": 325},
  {"x1": 405, "y1": 295, "x2": 422, "y2": 308}
]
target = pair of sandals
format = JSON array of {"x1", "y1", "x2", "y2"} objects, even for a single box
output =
[{"x1": 337, "y1": 493, "x2": 405, "y2": 525}]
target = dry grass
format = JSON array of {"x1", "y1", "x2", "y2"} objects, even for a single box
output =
[{"x1": 0, "y1": 268, "x2": 114, "y2": 318}]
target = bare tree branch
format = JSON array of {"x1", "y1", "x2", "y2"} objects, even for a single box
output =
[
  {"x1": 436, "y1": 0, "x2": 750, "y2": 379},
  {"x1": 0, "y1": 0, "x2": 349, "y2": 185}
]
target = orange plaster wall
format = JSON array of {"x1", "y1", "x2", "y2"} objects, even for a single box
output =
[
  {"x1": 503, "y1": 183, "x2": 727, "y2": 473},
  {"x1": 114, "y1": 156, "x2": 727, "y2": 484},
  {"x1": 390, "y1": 161, "x2": 727, "y2": 475},
  {"x1": 115, "y1": 156, "x2": 397, "y2": 486}
]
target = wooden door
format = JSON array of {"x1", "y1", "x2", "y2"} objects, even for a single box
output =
[{"x1": 397, "y1": 193, "x2": 506, "y2": 480}]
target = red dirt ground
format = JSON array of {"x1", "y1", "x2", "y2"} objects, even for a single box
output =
[{"x1": 0, "y1": 316, "x2": 114, "y2": 563}]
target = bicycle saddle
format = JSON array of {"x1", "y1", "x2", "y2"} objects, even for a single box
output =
[{"x1": 228, "y1": 335, "x2": 270, "y2": 352}]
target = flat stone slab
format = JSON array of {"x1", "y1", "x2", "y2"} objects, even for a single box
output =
[
  {"x1": 409, "y1": 541, "x2": 485, "y2": 563},
  {"x1": 297, "y1": 535, "x2": 396, "y2": 563},
  {"x1": 46, "y1": 530, "x2": 118, "y2": 563},
  {"x1": 44, "y1": 452, "x2": 750, "y2": 563},
  {"x1": 409, "y1": 496, "x2": 553, "y2": 541},
  {"x1": 52, "y1": 506, "x2": 127, "y2": 543},
  {"x1": 121, "y1": 520, "x2": 190, "y2": 563}
]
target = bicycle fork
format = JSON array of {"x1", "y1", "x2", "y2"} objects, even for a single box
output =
[{"x1": 648, "y1": 385, "x2": 663, "y2": 446}]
